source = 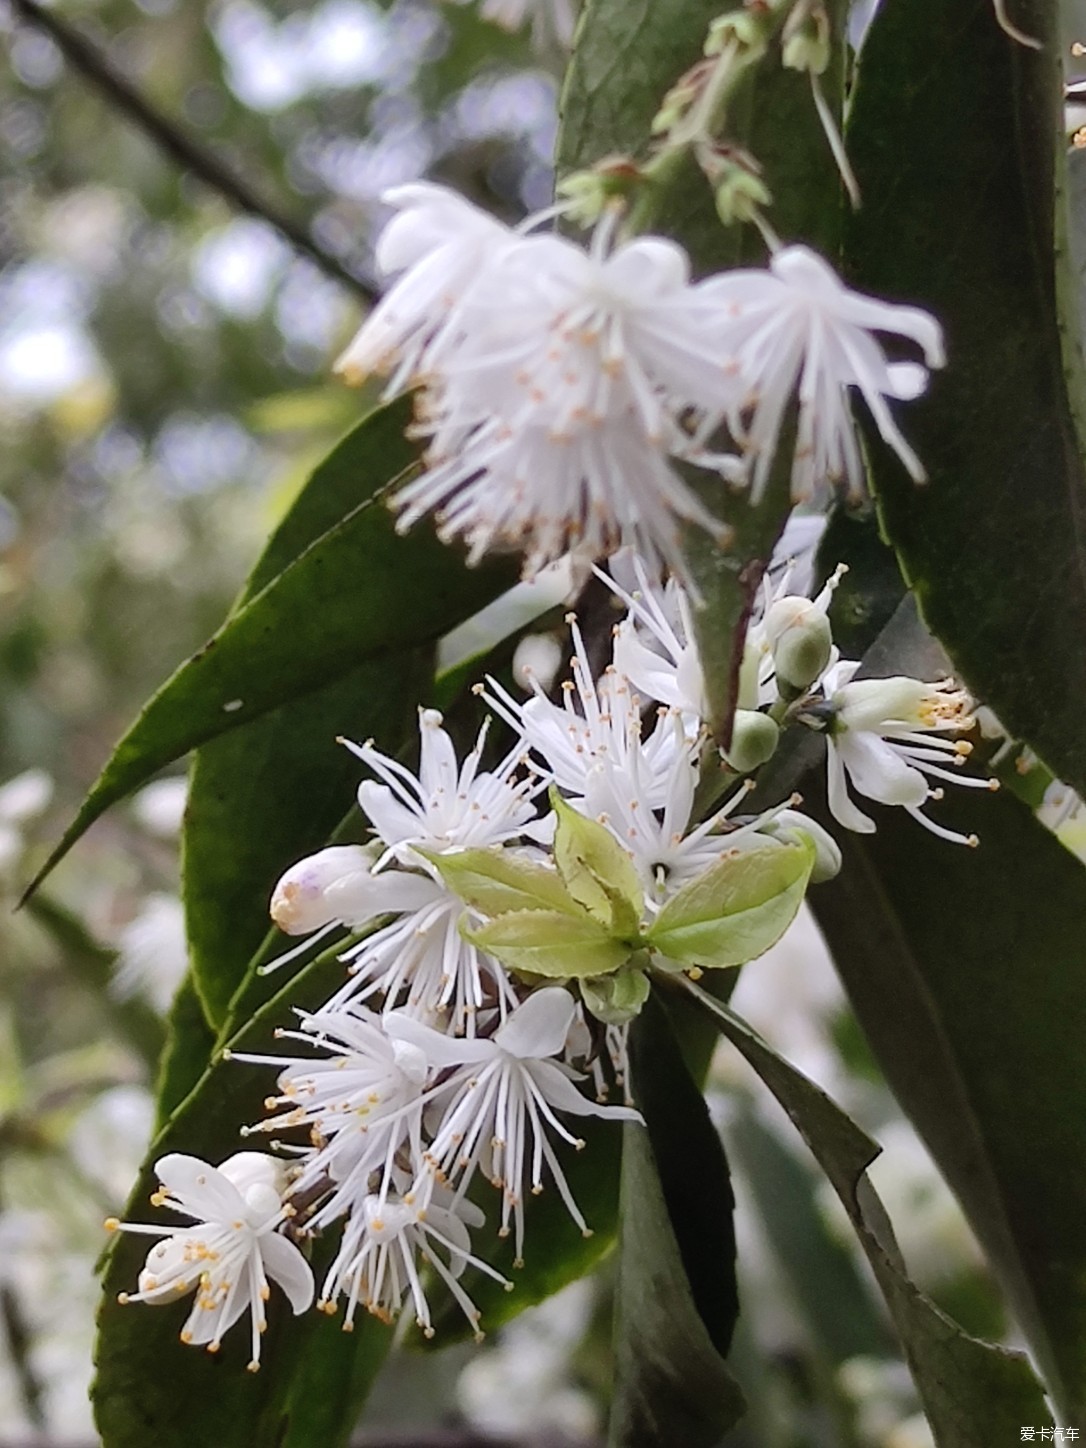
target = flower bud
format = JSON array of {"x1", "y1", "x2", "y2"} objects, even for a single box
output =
[
  {"x1": 832, "y1": 676, "x2": 971, "y2": 735},
  {"x1": 782, "y1": 3, "x2": 831, "y2": 75},
  {"x1": 581, "y1": 968, "x2": 650, "y2": 1027},
  {"x1": 765, "y1": 597, "x2": 833, "y2": 693},
  {"x1": 270, "y1": 845, "x2": 373, "y2": 935},
  {"x1": 767, "y1": 810, "x2": 842, "y2": 883},
  {"x1": 706, "y1": 11, "x2": 769, "y2": 60},
  {"x1": 714, "y1": 166, "x2": 772, "y2": 226},
  {"x1": 723, "y1": 710, "x2": 780, "y2": 773}
]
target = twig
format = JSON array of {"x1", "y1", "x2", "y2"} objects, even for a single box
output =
[{"x1": 6, "y1": 0, "x2": 376, "y2": 303}]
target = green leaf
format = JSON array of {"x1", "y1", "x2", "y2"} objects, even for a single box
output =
[
  {"x1": 810, "y1": 779, "x2": 1086, "y2": 1427},
  {"x1": 94, "y1": 940, "x2": 393, "y2": 1448},
  {"x1": 678, "y1": 980, "x2": 1053, "y2": 1445},
  {"x1": 844, "y1": 0, "x2": 1086, "y2": 799},
  {"x1": 27, "y1": 408, "x2": 518, "y2": 899},
  {"x1": 182, "y1": 401, "x2": 445, "y2": 1029},
  {"x1": 153, "y1": 976, "x2": 215, "y2": 1128},
  {"x1": 423, "y1": 845, "x2": 583, "y2": 919},
  {"x1": 608, "y1": 994, "x2": 744, "y2": 1448},
  {"x1": 557, "y1": 0, "x2": 848, "y2": 743},
  {"x1": 464, "y1": 909, "x2": 633, "y2": 979},
  {"x1": 728, "y1": 1098, "x2": 893, "y2": 1367},
  {"x1": 646, "y1": 839, "x2": 812, "y2": 969},
  {"x1": 551, "y1": 788, "x2": 644, "y2": 937},
  {"x1": 24, "y1": 893, "x2": 165, "y2": 1073},
  {"x1": 184, "y1": 654, "x2": 430, "y2": 1028}
]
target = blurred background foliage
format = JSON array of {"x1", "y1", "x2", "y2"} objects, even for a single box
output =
[{"x1": 0, "y1": 1, "x2": 1081, "y2": 1443}]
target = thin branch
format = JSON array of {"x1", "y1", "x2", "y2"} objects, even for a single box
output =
[{"x1": 7, "y1": 0, "x2": 376, "y2": 303}]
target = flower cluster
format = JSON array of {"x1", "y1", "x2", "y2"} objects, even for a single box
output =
[
  {"x1": 335, "y1": 184, "x2": 943, "y2": 585},
  {"x1": 106, "y1": 530, "x2": 991, "y2": 1361}
]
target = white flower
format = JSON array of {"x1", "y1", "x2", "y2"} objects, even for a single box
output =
[
  {"x1": 820, "y1": 662, "x2": 993, "y2": 842},
  {"x1": 268, "y1": 709, "x2": 545, "y2": 1027},
  {"x1": 600, "y1": 556, "x2": 708, "y2": 723},
  {"x1": 106, "y1": 1152, "x2": 313, "y2": 1370},
  {"x1": 335, "y1": 184, "x2": 513, "y2": 393},
  {"x1": 232, "y1": 1003, "x2": 430, "y2": 1223},
  {"x1": 386, "y1": 989, "x2": 640, "y2": 1264},
  {"x1": 702, "y1": 244, "x2": 944, "y2": 504},
  {"x1": 0, "y1": 768, "x2": 52, "y2": 875},
  {"x1": 391, "y1": 212, "x2": 745, "y2": 582},
  {"x1": 481, "y1": 615, "x2": 683, "y2": 809},
  {"x1": 346, "y1": 707, "x2": 546, "y2": 866},
  {"x1": 112, "y1": 893, "x2": 188, "y2": 1014},
  {"x1": 479, "y1": 0, "x2": 578, "y2": 47},
  {"x1": 317, "y1": 1183, "x2": 508, "y2": 1339}
]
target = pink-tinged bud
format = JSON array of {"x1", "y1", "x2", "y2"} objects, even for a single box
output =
[{"x1": 270, "y1": 846, "x2": 373, "y2": 935}]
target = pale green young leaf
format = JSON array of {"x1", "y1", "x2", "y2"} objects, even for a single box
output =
[
  {"x1": 464, "y1": 909, "x2": 633, "y2": 980},
  {"x1": 422, "y1": 847, "x2": 582, "y2": 919},
  {"x1": 647, "y1": 840, "x2": 812, "y2": 969},
  {"x1": 550, "y1": 788, "x2": 644, "y2": 938}
]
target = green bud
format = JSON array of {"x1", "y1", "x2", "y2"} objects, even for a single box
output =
[
  {"x1": 714, "y1": 165, "x2": 772, "y2": 226},
  {"x1": 556, "y1": 159, "x2": 646, "y2": 225},
  {"x1": 765, "y1": 598, "x2": 833, "y2": 693},
  {"x1": 723, "y1": 710, "x2": 780, "y2": 773},
  {"x1": 706, "y1": 11, "x2": 770, "y2": 61},
  {"x1": 581, "y1": 968, "x2": 651, "y2": 1026},
  {"x1": 782, "y1": 2, "x2": 831, "y2": 74}
]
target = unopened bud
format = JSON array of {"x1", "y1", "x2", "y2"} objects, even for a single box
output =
[
  {"x1": 713, "y1": 165, "x2": 772, "y2": 226},
  {"x1": 270, "y1": 845, "x2": 373, "y2": 935},
  {"x1": 723, "y1": 710, "x2": 780, "y2": 773},
  {"x1": 768, "y1": 810, "x2": 842, "y2": 883},
  {"x1": 557, "y1": 158, "x2": 645, "y2": 225},
  {"x1": 706, "y1": 11, "x2": 769, "y2": 61},
  {"x1": 765, "y1": 598, "x2": 833, "y2": 693},
  {"x1": 782, "y1": 2, "x2": 831, "y2": 74},
  {"x1": 581, "y1": 968, "x2": 650, "y2": 1026}
]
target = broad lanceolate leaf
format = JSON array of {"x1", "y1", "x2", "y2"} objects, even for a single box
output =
[
  {"x1": 845, "y1": 0, "x2": 1086, "y2": 799},
  {"x1": 646, "y1": 839, "x2": 812, "y2": 969},
  {"x1": 29, "y1": 403, "x2": 518, "y2": 898},
  {"x1": 184, "y1": 653, "x2": 430, "y2": 1028},
  {"x1": 94, "y1": 940, "x2": 393, "y2": 1448},
  {"x1": 678, "y1": 981, "x2": 1052, "y2": 1446},
  {"x1": 810, "y1": 780, "x2": 1086, "y2": 1428},
  {"x1": 464, "y1": 909, "x2": 632, "y2": 980},
  {"x1": 184, "y1": 399, "x2": 438, "y2": 1027},
  {"x1": 551, "y1": 788, "x2": 644, "y2": 938},
  {"x1": 424, "y1": 845, "x2": 582, "y2": 919},
  {"x1": 557, "y1": 0, "x2": 848, "y2": 743},
  {"x1": 609, "y1": 995, "x2": 744, "y2": 1448}
]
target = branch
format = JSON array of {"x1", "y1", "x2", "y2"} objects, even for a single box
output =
[{"x1": 8, "y1": 0, "x2": 376, "y2": 304}]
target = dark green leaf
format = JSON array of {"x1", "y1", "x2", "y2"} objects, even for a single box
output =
[
  {"x1": 677, "y1": 979, "x2": 1052, "y2": 1444},
  {"x1": 810, "y1": 780, "x2": 1086, "y2": 1427},
  {"x1": 184, "y1": 652, "x2": 430, "y2": 1028},
  {"x1": 28, "y1": 409, "x2": 518, "y2": 899},
  {"x1": 608, "y1": 993, "x2": 744, "y2": 1448},
  {"x1": 153, "y1": 976, "x2": 215, "y2": 1128},
  {"x1": 94, "y1": 940, "x2": 393, "y2": 1448},
  {"x1": 845, "y1": 0, "x2": 1086, "y2": 798},
  {"x1": 728, "y1": 1097, "x2": 893, "y2": 1366}
]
